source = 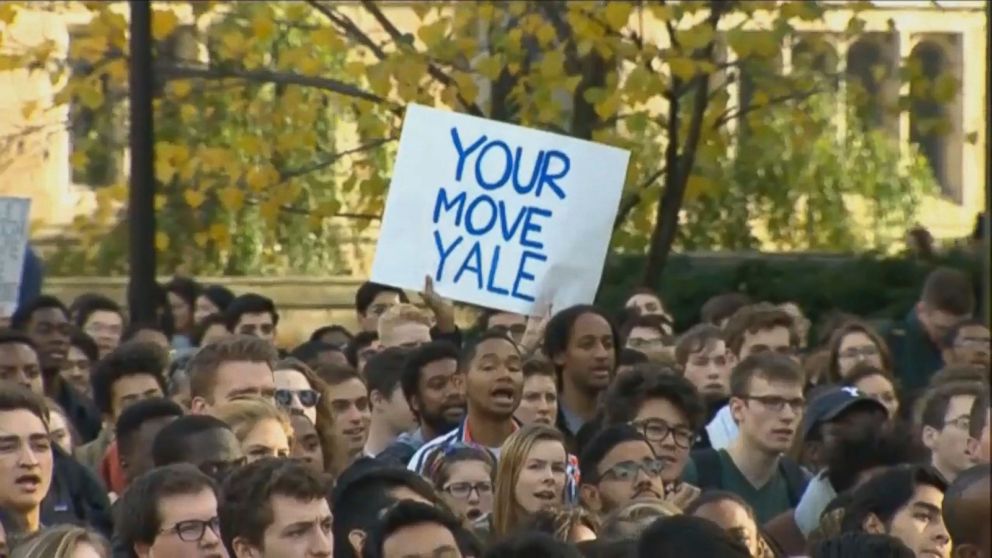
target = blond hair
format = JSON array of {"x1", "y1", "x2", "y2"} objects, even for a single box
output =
[
  {"x1": 209, "y1": 396, "x2": 292, "y2": 443},
  {"x1": 12, "y1": 525, "x2": 109, "y2": 558},
  {"x1": 492, "y1": 423, "x2": 566, "y2": 537},
  {"x1": 377, "y1": 303, "x2": 432, "y2": 342}
]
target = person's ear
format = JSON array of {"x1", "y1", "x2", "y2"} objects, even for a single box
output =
[
  {"x1": 369, "y1": 389, "x2": 384, "y2": 409},
  {"x1": 409, "y1": 395, "x2": 423, "y2": 417},
  {"x1": 922, "y1": 425, "x2": 940, "y2": 451},
  {"x1": 133, "y1": 543, "x2": 151, "y2": 558},
  {"x1": 348, "y1": 529, "x2": 367, "y2": 557},
  {"x1": 190, "y1": 396, "x2": 209, "y2": 415},
  {"x1": 862, "y1": 513, "x2": 886, "y2": 535},
  {"x1": 729, "y1": 397, "x2": 746, "y2": 425},
  {"x1": 579, "y1": 484, "x2": 602, "y2": 513},
  {"x1": 233, "y1": 537, "x2": 261, "y2": 558}
]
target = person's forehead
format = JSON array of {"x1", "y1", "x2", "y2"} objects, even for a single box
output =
[
  {"x1": 216, "y1": 360, "x2": 273, "y2": 383},
  {"x1": 472, "y1": 338, "x2": 518, "y2": 360},
  {"x1": 31, "y1": 307, "x2": 68, "y2": 323},
  {"x1": 696, "y1": 500, "x2": 751, "y2": 523},
  {"x1": 268, "y1": 494, "x2": 331, "y2": 524},
  {"x1": 747, "y1": 376, "x2": 801, "y2": 395},
  {"x1": 239, "y1": 312, "x2": 274, "y2": 324},
  {"x1": 945, "y1": 394, "x2": 977, "y2": 415},
  {"x1": 743, "y1": 326, "x2": 790, "y2": 342},
  {"x1": 572, "y1": 313, "x2": 612, "y2": 336},
  {"x1": 158, "y1": 489, "x2": 218, "y2": 521},
  {"x1": 692, "y1": 338, "x2": 726, "y2": 355},
  {"x1": 636, "y1": 397, "x2": 687, "y2": 422},
  {"x1": 0, "y1": 342, "x2": 38, "y2": 359},
  {"x1": 601, "y1": 440, "x2": 653, "y2": 467},
  {"x1": 331, "y1": 378, "x2": 367, "y2": 399},
  {"x1": 274, "y1": 369, "x2": 311, "y2": 389},
  {"x1": 523, "y1": 374, "x2": 555, "y2": 390},
  {"x1": 959, "y1": 325, "x2": 991, "y2": 338},
  {"x1": 908, "y1": 484, "x2": 944, "y2": 508},
  {"x1": 627, "y1": 294, "x2": 661, "y2": 307},
  {"x1": 371, "y1": 292, "x2": 401, "y2": 306},
  {"x1": 87, "y1": 310, "x2": 122, "y2": 324},
  {"x1": 422, "y1": 358, "x2": 458, "y2": 377},
  {"x1": 0, "y1": 409, "x2": 47, "y2": 435}
]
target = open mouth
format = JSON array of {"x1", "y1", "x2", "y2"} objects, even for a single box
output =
[
  {"x1": 490, "y1": 386, "x2": 516, "y2": 405},
  {"x1": 533, "y1": 489, "x2": 558, "y2": 503},
  {"x1": 634, "y1": 488, "x2": 662, "y2": 500},
  {"x1": 657, "y1": 455, "x2": 677, "y2": 469},
  {"x1": 465, "y1": 508, "x2": 483, "y2": 521},
  {"x1": 15, "y1": 474, "x2": 41, "y2": 491}
]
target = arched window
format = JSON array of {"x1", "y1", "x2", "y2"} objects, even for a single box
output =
[
  {"x1": 846, "y1": 38, "x2": 889, "y2": 130},
  {"x1": 909, "y1": 41, "x2": 955, "y2": 200}
]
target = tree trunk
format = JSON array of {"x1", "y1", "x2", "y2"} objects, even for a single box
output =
[{"x1": 127, "y1": 0, "x2": 157, "y2": 322}]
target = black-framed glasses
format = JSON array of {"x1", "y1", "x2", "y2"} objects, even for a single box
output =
[
  {"x1": 275, "y1": 388, "x2": 322, "y2": 408},
  {"x1": 740, "y1": 395, "x2": 805, "y2": 413},
  {"x1": 159, "y1": 516, "x2": 221, "y2": 542},
  {"x1": 599, "y1": 459, "x2": 664, "y2": 483},
  {"x1": 630, "y1": 419, "x2": 694, "y2": 449},
  {"x1": 443, "y1": 481, "x2": 493, "y2": 499}
]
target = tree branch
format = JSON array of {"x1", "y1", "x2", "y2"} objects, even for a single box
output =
[
  {"x1": 711, "y1": 85, "x2": 823, "y2": 130},
  {"x1": 158, "y1": 63, "x2": 393, "y2": 107},
  {"x1": 358, "y1": 0, "x2": 485, "y2": 117},
  {"x1": 611, "y1": 163, "x2": 668, "y2": 232},
  {"x1": 305, "y1": 0, "x2": 387, "y2": 59},
  {"x1": 278, "y1": 137, "x2": 396, "y2": 181}
]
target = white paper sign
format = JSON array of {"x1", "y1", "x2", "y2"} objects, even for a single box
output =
[
  {"x1": 0, "y1": 197, "x2": 31, "y2": 317},
  {"x1": 371, "y1": 105, "x2": 630, "y2": 315}
]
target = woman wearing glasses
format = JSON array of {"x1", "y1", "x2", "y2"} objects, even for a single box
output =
[
  {"x1": 424, "y1": 444, "x2": 497, "y2": 534},
  {"x1": 210, "y1": 397, "x2": 292, "y2": 463},
  {"x1": 273, "y1": 358, "x2": 338, "y2": 474},
  {"x1": 493, "y1": 424, "x2": 570, "y2": 537},
  {"x1": 826, "y1": 321, "x2": 893, "y2": 384}
]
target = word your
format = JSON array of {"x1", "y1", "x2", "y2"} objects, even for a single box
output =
[{"x1": 432, "y1": 127, "x2": 571, "y2": 302}]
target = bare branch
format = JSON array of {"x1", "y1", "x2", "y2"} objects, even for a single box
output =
[
  {"x1": 277, "y1": 137, "x2": 396, "y2": 181},
  {"x1": 158, "y1": 63, "x2": 394, "y2": 107},
  {"x1": 612, "y1": 163, "x2": 668, "y2": 231},
  {"x1": 711, "y1": 85, "x2": 823, "y2": 130},
  {"x1": 305, "y1": 0, "x2": 387, "y2": 59}
]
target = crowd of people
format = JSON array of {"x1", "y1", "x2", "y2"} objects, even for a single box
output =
[{"x1": 0, "y1": 264, "x2": 988, "y2": 558}]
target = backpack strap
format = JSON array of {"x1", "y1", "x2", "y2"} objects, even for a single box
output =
[
  {"x1": 691, "y1": 448, "x2": 724, "y2": 490},
  {"x1": 778, "y1": 457, "x2": 811, "y2": 508}
]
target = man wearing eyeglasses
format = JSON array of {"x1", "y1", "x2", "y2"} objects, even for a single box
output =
[
  {"x1": 578, "y1": 424, "x2": 666, "y2": 515},
  {"x1": 940, "y1": 319, "x2": 991, "y2": 371},
  {"x1": 683, "y1": 353, "x2": 810, "y2": 523},
  {"x1": 921, "y1": 382, "x2": 986, "y2": 483},
  {"x1": 118, "y1": 463, "x2": 229, "y2": 558}
]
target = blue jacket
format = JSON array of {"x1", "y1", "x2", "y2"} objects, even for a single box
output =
[{"x1": 17, "y1": 246, "x2": 42, "y2": 309}]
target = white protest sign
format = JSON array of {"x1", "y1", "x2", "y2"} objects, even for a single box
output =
[
  {"x1": 0, "y1": 197, "x2": 31, "y2": 317},
  {"x1": 371, "y1": 104, "x2": 630, "y2": 315}
]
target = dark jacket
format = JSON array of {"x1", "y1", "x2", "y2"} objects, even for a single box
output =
[
  {"x1": 17, "y1": 246, "x2": 42, "y2": 309},
  {"x1": 52, "y1": 380, "x2": 102, "y2": 444},
  {"x1": 42, "y1": 446, "x2": 113, "y2": 537},
  {"x1": 885, "y1": 308, "x2": 944, "y2": 394}
]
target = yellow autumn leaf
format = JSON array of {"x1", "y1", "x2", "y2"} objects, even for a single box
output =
[
  {"x1": 676, "y1": 23, "x2": 715, "y2": 51},
  {"x1": 603, "y1": 2, "x2": 632, "y2": 30},
  {"x1": 155, "y1": 232, "x2": 170, "y2": 251},
  {"x1": 297, "y1": 54, "x2": 322, "y2": 76},
  {"x1": 104, "y1": 58, "x2": 127, "y2": 84},
  {"x1": 0, "y1": 4, "x2": 18, "y2": 25},
  {"x1": 535, "y1": 22, "x2": 557, "y2": 46},
  {"x1": 684, "y1": 174, "x2": 716, "y2": 202},
  {"x1": 344, "y1": 61, "x2": 365, "y2": 79},
  {"x1": 183, "y1": 189, "x2": 206, "y2": 210},
  {"x1": 151, "y1": 9, "x2": 178, "y2": 41},
  {"x1": 218, "y1": 186, "x2": 245, "y2": 211},
  {"x1": 70, "y1": 151, "x2": 89, "y2": 171},
  {"x1": 474, "y1": 54, "x2": 503, "y2": 80},
  {"x1": 170, "y1": 80, "x2": 192, "y2": 98},
  {"x1": 668, "y1": 57, "x2": 697, "y2": 80},
  {"x1": 251, "y1": 12, "x2": 276, "y2": 41},
  {"x1": 221, "y1": 31, "x2": 247, "y2": 56},
  {"x1": 209, "y1": 223, "x2": 230, "y2": 246},
  {"x1": 594, "y1": 93, "x2": 619, "y2": 119},
  {"x1": 310, "y1": 27, "x2": 343, "y2": 49},
  {"x1": 156, "y1": 162, "x2": 176, "y2": 184},
  {"x1": 78, "y1": 82, "x2": 104, "y2": 110},
  {"x1": 246, "y1": 166, "x2": 271, "y2": 192},
  {"x1": 417, "y1": 19, "x2": 448, "y2": 49},
  {"x1": 259, "y1": 200, "x2": 280, "y2": 223},
  {"x1": 20, "y1": 100, "x2": 38, "y2": 120},
  {"x1": 154, "y1": 194, "x2": 166, "y2": 211},
  {"x1": 194, "y1": 232, "x2": 209, "y2": 247},
  {"x1": 650, "y1": 5, "x2": 673, "y2": 21}
]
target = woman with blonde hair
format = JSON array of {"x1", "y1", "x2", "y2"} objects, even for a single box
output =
[
  {"x1": 210, "y1": 397, "x2": 293, "y2": 463},
  {"x1": 492, "y1": 424, "x2": 569, "y2": 537},
  {"x1": 274, "y1": 357, "x2": 338, "y2": 474},
  {"x1": 12, "y1": 524, "x2": 109, "y2": 558}
]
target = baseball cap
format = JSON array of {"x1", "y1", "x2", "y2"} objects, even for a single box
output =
[{"x1": 802, "y1": 386, "x2": 888, "y2": 440}]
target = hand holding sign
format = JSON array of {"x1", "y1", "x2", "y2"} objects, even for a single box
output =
[{"x1": 372, "y1": 105, "x2": 630, "y2": 315}]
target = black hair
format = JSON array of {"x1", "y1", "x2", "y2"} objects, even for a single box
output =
[
  {"x1": 310, "y1": 324, "x2": 354, "y2": 345},
  {"x1": 483, "y1": 531, "x2": 583, "y2": 558},
  {"x1": 636, "y1": 515, "x2": 751, "y2": 558},
  {"x1": 579, "y1": 424, "x2": 651, "y2": 485},
  {"x1": 0, "y1": 328, "x2": 38, "y2": 351},
  {"x1": 921, "y1": 267, "x2": 975, "y2": 316},
  {"x1": 543, "y1": 305, "x2": 620, "y2": 378},
  {"x1": 191, "y1": 313, "x2": 229, "y2": 347},
  {"x1": 151, "y1": 414, "x2": 234, "y2": 466},
  {"x1": 122, "y1": 321, "x2": 169, "y2": 343},
  {"x1": 809, "y1": 532, "x2": 914, "y2": 558},
  {"x1": 345, "y1": 331, "x2": 379, "y2": 368},
  {"x1": 117, "y1": 463, "x2": 218, "y2": 549},
  {"x1": 69, "y1": 329, "x2": 100, "y2": 363},
  {"x1": 331, "y1": 459, "x2": 440, "y2": 558},
  {"x1": 603, "y1": 364, "x2": 706, "y2": 431},
  {"x1": 72, "y1": 293, "x2": 123, "y2": 329},
  {"x1": 290, "y1": 339, "x2": 343, "y2": 368},
  {"x1": 355, "y1": 281, "x2": 408, "y2": 315},
  {"x1": 459, "y1": 329, "x2": 520, "y2": 372},
  {"x1": 826, "y1": 420, "x2": 927, "y2": 494},
  {"x1": 10, "y1": 294, "x2": 68, "y2": 330},
  {"x1": 0, "y1": 383, "x2": 49, "y2": 427},
  {"x1": 365, "y1": 347, "x2": 412, "y2": 400},
  {"x1": 365, "y1": 501, "x2": 465, "y2": 558},
  {"x1": 700, "y1": 293, "x2": 752, "y2": 326},
  {"x1": 683, "y1": 490, "x2": 757, "y2": 521},
  {"x1": 220, "y1": 457, "x2": 331, "y2": 555},
  {"x1": 942, "y1": 463, "x2": 992, "y2": 548},
  {"x1": 200, "y1": 284, "x2": 235, "y2": 313},
  {"x1": 115, "y1": 397, "x2": 184, "y2": 455},
  {"x1": 842, "y1": 465, "x2": 948, "y2": 533},
  {"x1": 401, "y1": 341, "x2": 460, "y2": 405},
  {"x1": 224, "y1": 293, "x2": 279, "y2": 331},
  {"x1": 576, "y1": 538, "x2": 637, "y2": 558},
  {"x1": 618, "y1": 348, "x2": 649, "y2": 367},
  {"x1": 90, "y1": 341, "x2": 169, "y2": 417},
  {"x1": 164, "y1": 276, "x2": 201, "y2": 308}
]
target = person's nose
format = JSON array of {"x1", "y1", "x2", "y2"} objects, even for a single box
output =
[
  {"x1": 17, "y1": 445, "x2": 41, "y2": 468},
  {"x1": 467, "y1": 489, "x2": 480, "y2": 505},
  {"x1": 200, "y1": 523, "x2": 221, "y2": 547},
  {"x1": 310, "y1": 528, "x2": 333, "y2": 556}
]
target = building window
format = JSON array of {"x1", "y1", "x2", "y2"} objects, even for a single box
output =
[
  {"x1": 845, "y1": 35, "x2": 896, "y2": 132},
  {"x1": 909, "y1": 38, "x2": 962, "y2": 203}
]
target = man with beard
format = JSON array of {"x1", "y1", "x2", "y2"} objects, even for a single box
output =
[
  {"x1": 11, "y1": 295, "x2": 102, "y2": 442},
  {"x1": 578, "y1": 425, "x2": 666, "y2": 517},
  {"x1": 675, "y1": 324, "x2": 735, "y2": 449},
  {"x1": 408, "y1": 331, "x2": 523, "y2": 473},
  {"x1": 379, "y1": 341, "x2": 465, "y2": 466}
]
